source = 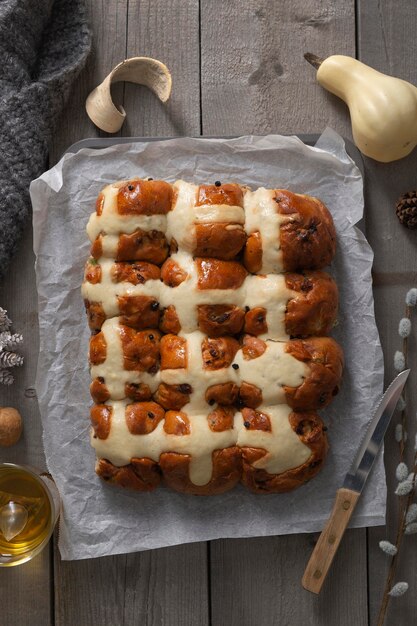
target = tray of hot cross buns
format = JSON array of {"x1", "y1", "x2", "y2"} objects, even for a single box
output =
[
  {"x1": 82, "y1": 178, "x2": 344, "y2": 495},
  {"x1": 31, "y1": 132, "x2": 385, "y2": 558}
]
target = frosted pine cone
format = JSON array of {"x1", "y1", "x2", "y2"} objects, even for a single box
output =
[
  {"x1": 396, "y1": 191, "x2": 417, "y2": 229},
  {"x1": 0, "y1": 308, "x2": 11, "y2": 332},
  {"x1": 0, "y1": 308, "x2": 23, "y2": 385},
  {"x1": 0, "y1": 369, "x2": 13, "y2": 385},
  {"x1": 0, "y1": 351, "x2": 23, "y2": 368},
  {"x1": 0, "y1": 332, "x2": 23, "y2": 351}
]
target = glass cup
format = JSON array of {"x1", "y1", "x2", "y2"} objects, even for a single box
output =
[{"x1": 0, "y1": 463, "x2": 60, "y2": 567}]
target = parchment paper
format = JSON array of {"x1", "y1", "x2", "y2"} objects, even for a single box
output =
[{"x1": 30, "y1": 130, "x2": 385, "y2": 560}]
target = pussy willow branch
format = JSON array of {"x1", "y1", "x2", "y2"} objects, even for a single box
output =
[
  {"x1": 377, "y1": 454, "x2": 417, "y2": 626},
  {"x1": 399, "y1": 304, "x2": 411, "y2": 460},
  {"x1": 377, "y1": 303, "x2": 413, "y2": 626}
]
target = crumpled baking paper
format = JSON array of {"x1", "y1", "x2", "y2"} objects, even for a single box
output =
[{"x1": 30, "y1": 130, "x2": 385, "y2": 560}]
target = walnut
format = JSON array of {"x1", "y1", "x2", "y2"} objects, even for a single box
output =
[{"x1": 0, "y1": 407, "x2": 23, "y2": 447}]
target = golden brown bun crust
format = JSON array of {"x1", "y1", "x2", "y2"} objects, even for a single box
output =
[
  {"x1": 90, "y1": 237, "x2": 103, "y2": 260},
  {"x1": 119, "y1": 327, "x2": 161, "y2": 372},
  {"x1": 90, "y1": 404, "x2": 112, "y2": 439},
  {"x1": 241, "y1": 335, "x2": 267, "y2": 360},
  {"x1": 159, "y1": 447, "x2": 242, "y2": 495},
  {"x1": 194, "y1": 223, "x2": 246, "y2": 259},
  {"x1": 163, "y1": 411, "x2": 191, "y2": 435},
  {"x1": 284, "y1": 337, "x2": 344, "y2": 411},
  {"x1": 243, "y1": 231, "x2": 262, "y2": 273},
  {"x1": 85, "y1": 259, "x2": 102, "y2": 283},
  {"x1": 243, "y1": 307, "x2": 268, "y2": 336},
  {"x1": 111, "y1": 261, "x2": 161, "y2": 284},
  {"x1": 241, "y1": 411, "x2": 328, "y2": 493},
  {"x1": 241, "y1": 407, "x2": 271, "y2": 431},
  {"x1": 90, "y1": 378, "x2": 111, "y2": 403},
  {"x1": 96, "y1": 457, "x2": 161, "y2": 491},
  {"x1": 207, "y1": 406, "x2": 235, "y2": 431},
  {"x1": 116, "y1": 229, "x2": 169, "y2": 264},
  {"x1": 277, "y1": 190, "x2": 336, "y2": 271},
  {"x1": 85, "y1": 300, "x2": 106, "y2": 331},
  {"x1": 285, "y1": 271, "x2": 338, "y2": 337},
  {"x1": 117, "y1": 295, "x2": 160, "y2": 330},
  {"x1": 96, "y1": 192, "x2": 105, "y2": 216},
  {"x1": 125, "y1": 401, "x2": 165, "y2": 435},
  {"x1": 89, "y1": 332, "x2": 107, "y2": 365},
  {"x1": 205, "y1": 382, "x2": 239, "y2": 406},
  {"x1": 196, "y1": 258, "x2": 248, "y2": 290},
  {"x1": 197, "y1": 183, "x2": 244, "y2": 207},
  {"x1": 124, "y1": 382, "x2": 153, "y2": 403},
  {"x1": 160, "y1": 334, "x2": 187, "y2": 369},
  {"x1": 239, "y1": 382, "x2": 263, "y2": 408},
  {"x1": 159, "y1": 305, "x2": 181, "y2": 334},
  {"x1": 198, "y1": 304, "x2": 245, "y2": 337},
  {"x1": 161, "y1": 258, "x2": 188, "y2": 286},
  {"x1": 201, "y1": 336, "x2": 240, "y2": 370},
  {"x1": 117, "y1": 179, "x2": 173, "y2": 215},
  {"x1": 154, "y1": 382, "x2": 192, "y2": 410}
]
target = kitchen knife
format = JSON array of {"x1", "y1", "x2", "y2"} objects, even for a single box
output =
[{"x1": 302, "y1": 368, "x2": 410, "y2": 594}]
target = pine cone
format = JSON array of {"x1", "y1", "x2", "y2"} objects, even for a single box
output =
[
  {"x1": 0, "y1": 308, "x2": 11, "y2": 332},
  {"x1": 396, "y1": 191, "x2": 417, "y2": 229},
  {"x1": 0, "y1": 351, "x2": 23, "y2": 368},
  {"x1": 0, "y1": 369, "x2": 13, "y2": 385},
  {"x1": 0, "y1": 332, "x2": 23, "y2": 351}
]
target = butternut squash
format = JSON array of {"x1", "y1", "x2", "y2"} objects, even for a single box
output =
[{"x1": 305, "y1": 53, "x2": 417, "y2": 163}]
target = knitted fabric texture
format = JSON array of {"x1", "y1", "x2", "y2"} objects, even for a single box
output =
[{"x1": 0, "y1": 0, "x2": 91, "y2": 280}]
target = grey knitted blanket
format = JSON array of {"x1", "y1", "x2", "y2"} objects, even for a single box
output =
[{"x1": 0, "y1": 0, "x2": 91, "y2": 280}]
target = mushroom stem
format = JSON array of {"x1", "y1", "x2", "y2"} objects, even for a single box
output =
[{"x1": 304, "y1": 53, "x2": 324, "y2": 69}]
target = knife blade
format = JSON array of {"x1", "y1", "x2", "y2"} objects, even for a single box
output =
[
  {"x1": 343, "y1": 368, "x2": 410, "y2": 493},
  {"x1": 302, "y1": 369, "x2": 410, "y2": 594}
]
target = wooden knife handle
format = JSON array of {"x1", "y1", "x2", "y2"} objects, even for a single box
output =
[{"x1": 302, "y1": 487, "x2": 360, "y2": 594}]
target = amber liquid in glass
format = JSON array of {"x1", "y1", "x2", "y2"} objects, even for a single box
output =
[{"x1": 0, "y1": 466, "x2": 51, "y2": 560}]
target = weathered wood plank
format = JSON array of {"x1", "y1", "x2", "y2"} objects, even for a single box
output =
[
  {"x1": 200, "y1": 1, "x2": 365, "y2": 623},
  {"x1": 357, "y1": 1, "x2": 417, "y2": 624},
  {"x1": 55, "y1": 543, "x2": 209, "y2": 626},
  {"x1": 201, "y1": 0, "x2": 355, "y2": 137},
  {"x1": 0, "y1": 548, "x2": 52, "y2": 626},
  {"x1": 55, "y1": 552, "x2": 128, "y2": 626},
  {"x1": 124, "y1": 0, "x2": 200, "y2": 137},
  {"x1": 211, "y1": 530, "x2": 367, "y2": 626},
  {"x1": 122, "y1": 545, "x2": 209, "y2": 626}
]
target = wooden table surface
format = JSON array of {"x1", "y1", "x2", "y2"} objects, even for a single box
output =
[{"x1": 1, "y1": 1, "x2": 417, "y2": 624}]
